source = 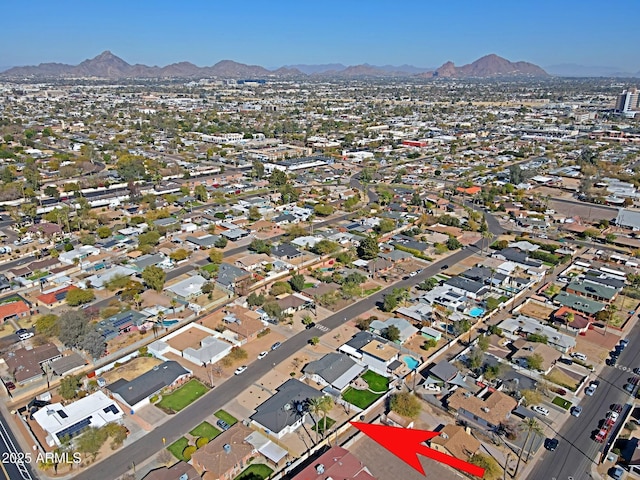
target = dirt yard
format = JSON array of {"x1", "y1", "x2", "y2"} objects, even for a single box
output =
[
  {"x1": 101, "y1": 356, "x2": 162, "y2": 383},
  {"x1": 167, "y1": 326, "x2": 211, "y2": 352},
  {"x1": 518, "y1": 301, "x2": 556, "y2": 321}
]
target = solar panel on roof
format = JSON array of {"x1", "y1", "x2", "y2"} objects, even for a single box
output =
[
  {"x1": 56, "y1": 417, "x2": 92, "y2": 440},
  {"x1": 103, "y1": 405, "x2": 118, "y2": 414},
  {"x1": 57, "y1": 410, "x2": 67, "y2": 419},
  {"x1": 112, "y1": 314, "x2": 133, "y2": 329},
  {"x1": 54, "y1": 291, "x2": 69, "y2": 301}
]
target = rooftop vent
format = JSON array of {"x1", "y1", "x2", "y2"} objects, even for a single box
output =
[
  {"x1": 481, "y1": 407, "x2": 490, "y2": 413},
  {"x1": 223, "y1": 444, "x2": 231, "y2": 454},
  {"x1": 315, "y1": 464, "x2": 325, "y2": 474}
]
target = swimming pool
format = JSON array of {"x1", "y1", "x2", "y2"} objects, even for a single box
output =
[
  {"x1": 162, "y1": 319, "x2": 179, "y2": 327},
  {"x1": 404, "y1": 356, "x2": 420, "y2": 370},
  {"x1": 469, "y1": 307, "x2": 485, "y2": 318}
]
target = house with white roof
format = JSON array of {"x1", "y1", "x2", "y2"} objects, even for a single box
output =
[
  {"x1": 58, "y1": 245, "x2": 100, "y2": 265},
  {"x1": 369, "y1": 317, "x2": 418, "y2": 344},
  {"x1": 165, "y1": 274, "x2": 207, "y2": 300},
  {"x1": 33, "y1": 390, "x2": 123, "y2": 447}
]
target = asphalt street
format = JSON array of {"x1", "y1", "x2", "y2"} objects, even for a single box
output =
[
  {"x1": 74, "y1": 212, "x2": 503, "y2": 480},
  {"x1": 528, "y1": 326, "x2": 640, "y2": 480},
  {"x1": 0, "y1": 413, "x2": 35, "y2": 480}
]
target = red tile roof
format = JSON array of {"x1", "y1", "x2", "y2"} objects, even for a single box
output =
[
  {"x1": 37, "y1": 285, "x2": 77, "y2": 305},
  {"x1": 0, "y1": 301, "x2": 29, "y2": 320}
]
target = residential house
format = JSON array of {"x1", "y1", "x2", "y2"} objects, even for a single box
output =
[
  {"x1": 221, "y1": 227, "x2": 249, "y2": 241},
  {"x1": 215, "y1": 263, "x2": 251, "y2": 292},
  {"x1": 429, "y1": 425, "x2": 481, "y2": 461},
  {"x1": 303, "y1": 353, "x2": 366, "y2": 392},
  {"x1": 429, "y1": 360, "x2": 459, "y2": 384},
  {"x1": 165, "y1": 274, "x2": 208, "y2": 301},
  {"x1": 446, "y1": 388, "x2": 518, "y2": 430},
  {"x1": 235, "y1": 253, "x2": 273, "y2": 272},
  {"x1": 49, "y1": 353, "x2": 87, "y2": 376},
  {"x1": 498, "y1": 315, "x2": 576, "y2": 353},
  {"x1": 250, "y1": 379, "x2": 323, "y2": 438},
  {"x1": 551, "y1": 306, "x2": 591, "y2": 334},
  {"x1": 359, "y1": 339, "x2": 398, "y2": 375},
  {"x1": 33, "y1": 390, "x2": 123, "y2": 447},
  {"x1": 553, "y1": 292, "x2": 604, "y2": 317},
  {"x1": 108, "y1": 360, "x2": 191, "y2": 412},
  {"x1": 186, "y1": 234, "x2": 221, "y2": 249},
  {"x1": 275, "y1": 293, "x2": 314, "y2": 315},
  {"x1": 444, "y1": 277, "x2": 488, "y2": 300},
  {"x1": 36, "y1": 285, "x2": 78, "y2": 307},
  {"x1": 221, "y1": 310, "x2": 265, "y2": 341},
  {"x1": 291, "y1": 446, "x2": 376, "y2": 480},
  {"x1": 142, "y1": 462, "x2": 201, "y2": 480},
  {"x1": 58, "y1": 245, "x2": 100, "y2": 265},
  {"x1": 191, "y1": 423, "x2": 256, "y2": 479},
  {"x1": 131, "y1": 253, "x2": 173, "y2": 272},
  {"x1": 396, "y1": 302, "x2": 433, "y2": 325},
  {"x1": 84, "y1": 265, "x2": 137, "y2": 289},
  {"x1": 492, "y1": 248, "x2": 543, "y2": 270},
  {"x1": 461, "y1": 267, "x2": 507, "y2": 289},
  {"x1": 271, "y1": 243, "x2": 303, "y2": 261},
  {"x1": 27, "y1": 222, "x2": 62, "y2": 238},
  {"x1": 511, "y1": 340, "x2": 561, "y2": 374},
  {"x1": 4, "y1": 343, "x2": 62, "y2": 384},
  {"x1": 97, "y1": 310, "x2": 148, "y2": 341},
  {"x1": 368, "y1": 317, "x2": 418, "y2": 344},
  {"x1": 0, "y1": 300, "x2": 30, "y2": 323},
  {"x1": 566, "y1": 279, "x2": 619, "y2": 303},
  {"x1": 153, "y1": 217, "x2": 180, "y2": 231}
]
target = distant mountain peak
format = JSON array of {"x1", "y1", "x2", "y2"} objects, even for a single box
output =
[
  {"x1": 427, "y1": 54, "x2": 548, "y2": 78},
  {"x1": 0, "y1": 51, "x2": 548, "y2": 79}
]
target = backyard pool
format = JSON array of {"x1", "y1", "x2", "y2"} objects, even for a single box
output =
[
  {"x1": 162, "y1": 319, "x2": 179, "y2": 327},
  {"x1": 403, "y1": 356, "x2": 420, "y2": 370},
  {"x1": 469, "y1": 307, "x2": 485, "y2": 318}
]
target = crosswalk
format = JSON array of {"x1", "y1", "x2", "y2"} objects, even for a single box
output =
[{"x1": 315, "y1": 324, "x2": 329, "y2": 332}]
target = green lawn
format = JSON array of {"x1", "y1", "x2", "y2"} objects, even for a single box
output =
[
  {"x1": 157, "y1": 379, "x2": 208, "y2": 412},
  {"x1": 552, "y1": 396, "x2": 573, "y2": 410},
  {"x1": 311, "y1": 417, "x2": 335, "y2": 434},
  {"x1": 167, "y1": 437, "x2": 189, "y2": 461},
  {"x1": 190, "y1": 421, "x2": 221, "y2": 439},
  {"x1": 362, "y1": 370, "x2": 389, "y2": 392},
  {"x1": 234, "y1": 464, "x2": 274, "y2": 480},
  {"x1": 342, "y1": 387, "x2": 383, "y2": 410},
  {"x1": 215, "y1": 410, "x2": 238, "y2": 425},
  {"x1": 201, "y1": 263, "x2": 218, "y2": 273}
]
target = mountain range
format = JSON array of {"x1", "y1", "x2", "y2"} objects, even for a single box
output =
[{"x1": 1, "y1": 51, "x2": 550, "y2": 79}]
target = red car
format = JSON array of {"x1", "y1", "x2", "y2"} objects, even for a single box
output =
[{"x1": 5, "y1": 382, "x2": 15, "y2": 391}]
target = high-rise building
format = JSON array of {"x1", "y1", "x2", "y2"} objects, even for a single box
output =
[{"x1": 615, "y1": 87, "x2": 640, "y2": 117}]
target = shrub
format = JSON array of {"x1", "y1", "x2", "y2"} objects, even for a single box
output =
[
  {"x1": 182, "y1": 445, "x2": 197, "y2": 461},
  {"x1": 196, "y1": 437, "x2": 209, "y2": 448}
]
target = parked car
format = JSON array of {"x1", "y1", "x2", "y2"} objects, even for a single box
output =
[
  {"x1": 532, "y1": 405, "x2": 549, "y2": 416},
  {"x1": 305, "y1": 322, "x2": 316, "y2": 329},
  {"x1": 423, "y1": 384, "x2": 442, "y2": 392},
  {"x1": 544, "y1": 438, "x2": 559, "y2": 451},
  {"x1": 271, "y1": 342, "x2": 281, "y2": 351},
  {"x1": 440, "y1": 264, "x2": 449, "y2": 270},
  {"x1": 216, "y1": 419, "x2": 230, "y2": 431},
  {"x1": 611, "y1": 404, "x2": 624, "y2": 413},
  {"x1": 257, "y1": 351, "x2": 268, "y2": 360},
  {"x1": 585, "y1": 385, "x2": 596, "y2": 396},
  {"x1": 621, "y1": 339, "x2": 630, "y2": 348},
  {"x1": 409, "y1": 271, "x2": 418, "y2": 277},
  {"x1": 570, "y1": 406, "x2": 582, "y2": 417},
  {"x1": 234, "y1": 365, "x2": 247, "y2": 375},
  {"x1": 4, "y1": 382, "x2": 15, "y2": 391},
  {"x1": 571, "y1": 352, "x2": 588, "y2": 362},
  {"x1": 624, "y1": 383, "x2": 635, "y2": 393}
]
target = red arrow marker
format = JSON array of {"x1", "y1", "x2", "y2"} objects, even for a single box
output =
[{"x1": 350, "y1": 422, "x2": 485, "y2": 478}]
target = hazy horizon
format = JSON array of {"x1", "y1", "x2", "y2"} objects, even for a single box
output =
[{"x1": 2, "y1": 0, "x2": 638, "y2": 71}]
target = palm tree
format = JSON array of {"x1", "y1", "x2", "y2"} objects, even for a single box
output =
[
  {"x1": 515, "y1": 418, "x2": 543, "y2": 476},
  {"x1": 305, "y1": 397, "x2": 323, "y2": 443},
  {"x1": 481, "y1": 231, "x2": 495, "y2": 255},
  {"x1": 170, "y1": 298, "x2": 177, "y2": 314},
  {"x1": 604, "y1": 303, "x2": 618, "y2": 336},
  {"x1": 319, "y1": 396, "x2": 334, "y2": 436},
  {"x1": 565, "y1": 312, "x2": 575, "y2": 332}
]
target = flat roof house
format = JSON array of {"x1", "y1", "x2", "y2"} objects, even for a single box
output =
[
  {"x1": 250, "y1": 379, "x2": 323, "y2": 439},
  {"x1": 33, "y1": 390, "x2": 123, "y2": 447},
  {"x1": 291, "y1": 446, "x2": 375, "y2": 480}
]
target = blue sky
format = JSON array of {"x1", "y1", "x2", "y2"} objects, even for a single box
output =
[{"x1": 2, "y1": 0, "x2": 638, "y2": 69}]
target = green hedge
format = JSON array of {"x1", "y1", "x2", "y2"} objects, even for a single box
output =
[{"x1": 393, "y1": 244, "x2": 434, "y2": 261}]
